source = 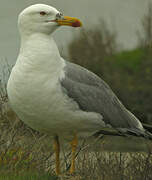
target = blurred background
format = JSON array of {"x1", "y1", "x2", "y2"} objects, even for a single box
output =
[{"x1": 0, "y1": 0, "x2": 150, "y2": 60}]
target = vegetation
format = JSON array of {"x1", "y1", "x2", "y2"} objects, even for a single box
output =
[
  {"x1": 1, "y1": 3, "x2": 152, "y2": 180},
  {"x1": 0, "y1": 173, "x2": 57, "y2": 180}
]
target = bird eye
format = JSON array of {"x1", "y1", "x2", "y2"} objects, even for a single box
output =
[{"x1": 40, "y1": 11, "x2": 46, "y2": 16}]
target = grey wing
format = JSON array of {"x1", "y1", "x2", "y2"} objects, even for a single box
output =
[{"x1": 61, "y1": 60, "x2": 144, "y2": 134}]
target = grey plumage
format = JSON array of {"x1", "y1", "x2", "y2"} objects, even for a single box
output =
[{"x1": 61, "y1": 61, "x2": 152, "y2": 139}]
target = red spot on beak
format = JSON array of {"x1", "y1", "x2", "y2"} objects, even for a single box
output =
[{"x1": 72, "y1": 20, "x2": 82, "y2": 27}]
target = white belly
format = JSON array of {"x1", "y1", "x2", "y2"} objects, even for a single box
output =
[{"x1": 7, "y1": 65, "x2": 104, "y2": 138}]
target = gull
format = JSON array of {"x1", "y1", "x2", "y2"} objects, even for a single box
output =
[{"x1": 7, "y1": 4, "x2": 152, "y2": 175}]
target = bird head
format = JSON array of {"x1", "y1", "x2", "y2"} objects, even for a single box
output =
[{"x1": 18, "y1": 4, "x2": 82, "y2": 36}]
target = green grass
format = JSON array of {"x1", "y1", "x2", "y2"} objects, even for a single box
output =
[{"x1": 0, "y1": 173, "x2": 58, "y2": 180}]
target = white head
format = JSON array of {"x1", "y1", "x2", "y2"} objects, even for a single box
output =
[{"x1": 18, "y1": 4, "x2": 82, "y2": 37}]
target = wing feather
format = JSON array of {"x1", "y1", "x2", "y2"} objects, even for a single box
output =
[{"x1": 61, "y1": 61, "x2": 143, "y2": 131}]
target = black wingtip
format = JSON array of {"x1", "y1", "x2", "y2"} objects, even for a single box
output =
[{"x1": 93, "y1": 127, "x2": 152, "y2": 141}]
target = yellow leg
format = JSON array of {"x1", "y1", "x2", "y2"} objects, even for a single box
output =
[
  {"x1": 53, "y1": 135, "x2": 60, "y2": 175},
  {"x1": 69, "y1": 134, "x2": 78, "y2": 174}
]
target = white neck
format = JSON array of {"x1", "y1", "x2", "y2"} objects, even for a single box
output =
[{"x1": 17, "y1": 33, "x2": 63, "y2": 74}]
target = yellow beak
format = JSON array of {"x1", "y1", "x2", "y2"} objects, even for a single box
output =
[{"x1": 55, "y1": 16, "x2": 82, "y2": 27}]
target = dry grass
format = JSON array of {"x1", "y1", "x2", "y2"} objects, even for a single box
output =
[{"x1": 1, "y1": 99, "x2": 152, "y2": 180}]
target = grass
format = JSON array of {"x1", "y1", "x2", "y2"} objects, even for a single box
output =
[{"x1": 0, "y1": 173, "x2": 57, "y2": 180}]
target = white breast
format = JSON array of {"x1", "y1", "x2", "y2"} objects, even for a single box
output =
[{"x1": 8, "y1": 55, "x2": 76, "y2": 130}]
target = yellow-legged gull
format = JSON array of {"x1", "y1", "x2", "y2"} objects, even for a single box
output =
[{"x1": 7, "y1": 4, "x2": 152, "y2": 175}]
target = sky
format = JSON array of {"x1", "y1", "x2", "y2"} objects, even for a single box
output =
[{"x1": 0, "y1": 0, "x2": 151, "y2": 65}]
